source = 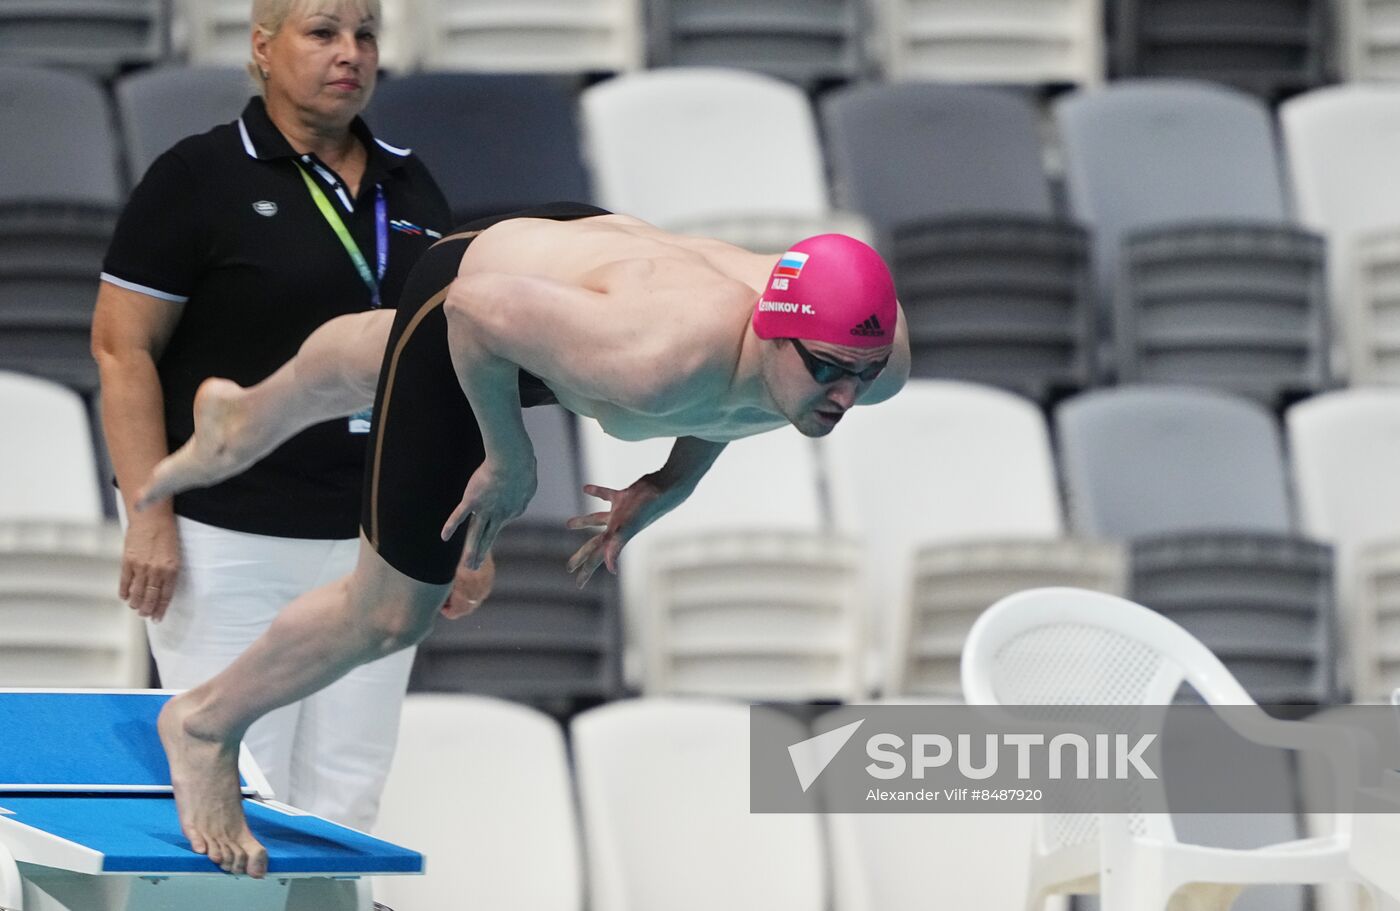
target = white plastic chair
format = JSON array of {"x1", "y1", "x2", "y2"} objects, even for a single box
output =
[
  {"x1": 183, "y1": 0, "x2": 417, "y2": 70},
  {"x1": 1349, "y1": 226, "x2": 1400, "y2": 383},
  {"x1": 580, "y1": 67, "x2": 829, "y2": 227},
  {"x1": 372, "y1": 694, "x2": 583, "y2": 911},
  {"x1": 1281, "y1": 85, "x2": 1400, "y2": 376},
  {"x1": 417, "y1": 0, "x2": 641, "y2": 72},
  {"x1": 0, "y1": 521, "x2": 145, "y2": 687},
  {"x1": 576, "y1": 419, "x2": 865, "y2": 699},
  {"x1": 1288, "y1": 389, "x2": 1400, "y2": 700},
  {"x1": 0, "y1": 371, "x2": 102, "y2": 522},
  {"x1": 571, "y1": 698, "x2": 826, "y2": 911},
  {"x1": 960, "y1": 587, "x2": 1377, "y2": 911},
  {"x1": 875, "y1": 0, "x2": 1103, "y2": 87},
  {"x1": 1337, "y1": 0, "x2": 1400, "y2": 82}
]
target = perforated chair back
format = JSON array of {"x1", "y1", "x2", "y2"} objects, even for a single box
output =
[{"x1": 0, "y1": 372, "x2": 102, "y2": 522}]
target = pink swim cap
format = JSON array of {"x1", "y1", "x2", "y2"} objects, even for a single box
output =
[{"x1": 752, "y1": 234, "x2": 898, "y2": 349}]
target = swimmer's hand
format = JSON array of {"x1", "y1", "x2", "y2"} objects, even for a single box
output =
[
  {"x1": 565, "y1": 478, "x2": 675, "y2": 589},
  {"x1": 441, "y1": 457, "x2": 538, "y2": 570},
  {"x1": 442, "y1": 550, "x2": 495, "y2": 619}
]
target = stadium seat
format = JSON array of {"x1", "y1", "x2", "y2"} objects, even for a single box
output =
[
  {"x1": 367, "y1": 72, "x2": 592, "y2": 224},
  {"x1": 0, "y1": 67, "x2": 121, "y2": 396},
  {"x1": 1057, "y1": 387, "x2": 1338, "y2": 703},
  {"x1": 407, "y1": 405, "x2": 623, "y2": 706},
  {"x1": 416, "y1": 0, "x2": 642, "y2": 73},
  {"x1": 1058, "y1": 80, "x2": 1325, "y2": 397},
  {"x1": 0, "y1": 372, "x2": 104, "y2": 522},
  {"x1": 578, "y1": 419, "x2": 864, "y2": 700},
  {"x1": 114, "y1": 66, "x2": 251, "y2": 184},
  {"x1": 1110, "y1": 0, "x2": 1330, "y2": 100},
  {"x1": 373, "y1": 695, "x2": 583, "y2": 911},
  {"x1": 571, "y1": 698, "x2": 826, "y2": 911},
  {"x1": 1113, "y1": 222, "x2": 1329, "y2": 405},
  {"x1": 1282, "y1": 85, "x2": 1400, "y2": 383},
  {"x1": 1288, "y1": 389, "x2": 1400, "y2": 700},
  {"x1": 1337, "y1": 0, "x2": 1400, "y2": 81},
  {"x1": 823, "y1": 84, "x2": 1095, "y2": 400},
  {"x1": 580, "y1": 68, "x2": 829, "y2": 227},
  {"x1": 646, "y1": 0, "x2": 867, "y2": 88},
  {"x1": 1055, "y1": 386, "x2": 1292, "y2": 540},
  {"x1": 0, "y1": 520, "x2": 145, "y2": 688},
  {"x1": 961, "y1": 587, "x2": 1369, "y2": 909},
  {"x1": 0, "y1": 0, "x2": 167, "y2": 76},
  {"x1": 184, "y1": 0, "x2": 416, "y2": 71},
  {"x1": 874, "y1": 0, "x2": 1103, "y2": 86}
]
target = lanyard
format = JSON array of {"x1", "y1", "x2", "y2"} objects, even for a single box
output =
[{"x1": 296, "y1": 163, "x2": 388, "y2": 309}]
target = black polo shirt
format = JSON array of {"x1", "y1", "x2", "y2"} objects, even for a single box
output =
[{"x1": 102, "y1": 96, "x2": 451, "y2": 538}]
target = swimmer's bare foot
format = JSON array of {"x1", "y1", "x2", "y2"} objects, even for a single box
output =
[
  {"x1": 137, "y1": 378, "x2": 257, "y2": 509},
  {"x1": 158, "y1": 695, "x2": 268, "y2": 878}
]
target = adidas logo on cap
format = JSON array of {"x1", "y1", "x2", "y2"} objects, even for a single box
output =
[{"x1": 850, "y1": 314, "x2": 884, "y2": 338}]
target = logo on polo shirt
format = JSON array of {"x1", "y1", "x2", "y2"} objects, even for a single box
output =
[{"x1": 252, "y1": 200, "x2": 278, "y2": 217}]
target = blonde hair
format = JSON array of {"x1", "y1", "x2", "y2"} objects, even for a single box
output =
[{"x1": 248, "y1": 0, "x2": 381, "y2": 92}]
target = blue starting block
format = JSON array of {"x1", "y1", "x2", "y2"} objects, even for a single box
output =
[{"x1": 0, "y1": 690, "x2": 422, "y2": 911}]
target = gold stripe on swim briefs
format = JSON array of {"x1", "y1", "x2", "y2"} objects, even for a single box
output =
[
  {"x1": 368, "y1": 284, "x2": 452, "y2": 550},
  {"x1": 431, "y1": 228, "x2": 484, "y2": 247}
]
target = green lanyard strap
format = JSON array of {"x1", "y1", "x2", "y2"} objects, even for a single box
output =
[{"x1": 296, "y1": 163, "x2": 381, "y2": 307}]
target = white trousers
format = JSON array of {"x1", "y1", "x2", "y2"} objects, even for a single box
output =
[{"x1": 145, "y1": 516, "x2": 416, "y2": 833}]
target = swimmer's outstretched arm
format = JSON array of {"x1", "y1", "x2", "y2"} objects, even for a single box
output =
[
  {"x1": 566, "y1": 435, "x2": 727, "y2": 587},
  {"x1": 439, "y1": 270, "x2": 684, "y2": 570}
]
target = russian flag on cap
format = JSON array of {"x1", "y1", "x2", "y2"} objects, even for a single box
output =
[{"x1": 773, "y1": 251, "x2": 810, "y2": 279}]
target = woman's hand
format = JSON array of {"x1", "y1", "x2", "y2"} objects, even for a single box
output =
[
  {"x1": 120, "y1": 509, "x2": 181, "y2": 621},
  {"x1": 440, "y1": 457, "x2": 537, "y2": 570},
  {"x1": 564, "y1": 478, "x2": 674, "y2": 588}
]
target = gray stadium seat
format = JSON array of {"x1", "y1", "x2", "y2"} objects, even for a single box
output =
[
  {"x1": 1130, "y1": 532, "x2": 1338, "y2": 704},
  {"x1": 1111, "y1": 0, "x2": 1330, "y2": 100},
  {"x1": 0, "y1": 67, "x2": 122, "y2": 395},
  {"x1": 114, "y1": 65, "x2": 251, "y2": 183},
  {"x1": 366, "y1": 73, "x2": 592, "y2": 225},
  {"x1": 1056, "y1": 80, "x2": 1308, "y2": 385},
  {"x1": 1054, "y1": 386, "x2": 1293, "y2": 540},
  {"x1": 407, "y1": 521, "x2": 625, "y2": 707},
  {"x1": 1115, "y1": 223, "x2": 1330, "y2": 405},
  {"x1": 823, "y1": 83, "x2": 1094, "y2": 401},
  {"x1": 0, "y1": 0, "x2": 167, "y2": 77},
  {"x1": 647, "y1": 0, "x2": 867, "y2": 88},
  {"x1": 822, "y1": 83, "x2": 1054, "y2": 231}
]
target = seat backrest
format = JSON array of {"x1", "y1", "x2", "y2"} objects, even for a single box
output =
[
  {"x1": 571, "y1": 698, "x2": 826, "y2": 911},
  {"x1": 0, "y1": 66, "x2": 122, "y2": 206},
  {"x1": 115, "y1": 66, "x2": 251, "y2": 183},
  {"x1": 580, "y1": 67, "x2": 828, "y2": 225},
  {"x1": 1338, "y1": 0, "x2": 1400, "y2": 80},
  {"x1": 418, "y1": 0, "x2": 642, "y2": 72},
  {"x1": 522, "y1": 405, "x2": 584, "y2": 521},
  {"x1": 821, "y1": 82, "x2": 1052, "y2": 232},
  {"x1": 875, "y1": 0, "x2": 1103, "y2": 86},
  {"x1": 825, "y1": 380, "x2": 1062, "y2": 618},
  {"x1": 1288, "y1": 389, "x2": 1400, "y2": 547},
  {"x1": 186, "y1": 0, "x2": 416, "y2": 70},
  {"x1": 1055, "y1": 386, "x2": 1292, "y2": 539},
  {"x1": 646, "y1": 0, "x2": 866, "y2": 87},
  {"x1": 367, "y1": 72, "x2": 591, "y2": 223},
  {"x1": 373, "y1": 694, "x2": 582, "y2": 911},
  {"x1": 0, "y1": 372, "x2": 102, "y2": 522},
  {"x1": 1282, "y1": 84, "x2": 1400, "y2": 239},
  {"x1": 1056, "y1": 80, "x2": 1289, "y2": 301},
  {"x1": 0, "y1": 0, "x2": 166, "y2": 75}
]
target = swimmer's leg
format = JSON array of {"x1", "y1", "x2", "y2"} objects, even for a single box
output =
[
  {"x1": 138, "y1": 310, "x2": 393, "y2": 508},
  {"x1": 159, "y1": 535, "x2": 448, "y2": 878}
]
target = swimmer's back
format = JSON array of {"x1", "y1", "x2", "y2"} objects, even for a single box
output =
[{"x1": 459, "y1": 213, "x2": 777, "y2": 295}]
